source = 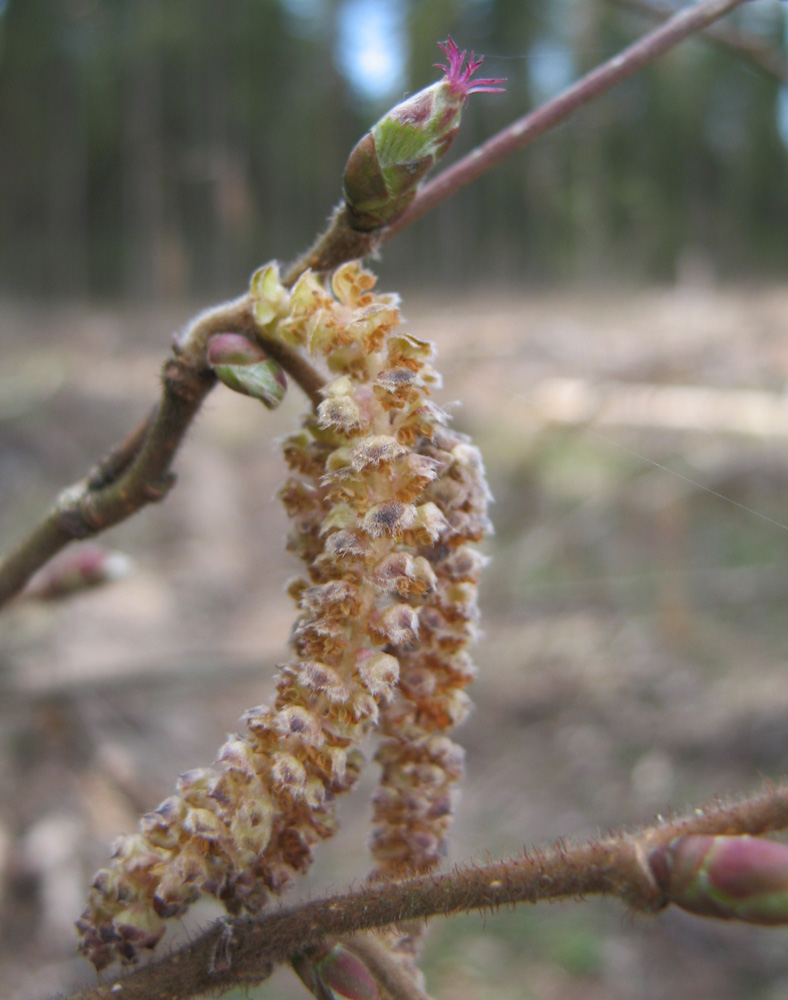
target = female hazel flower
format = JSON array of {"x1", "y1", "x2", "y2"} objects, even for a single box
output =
[{"x1": 343, "y1": 37, "x2": 505, "y2": 231}]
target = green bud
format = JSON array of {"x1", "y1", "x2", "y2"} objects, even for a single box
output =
[
  {"x1": 343, "y1": 37, "x2": 505, "y2": 231},
  {"x1": 293, "y1": 942, "x2": 379, "y2": 1000},
  {"x1": 207, "y1": 333, "x2": 287, "y2": 409},
  {"x1": 650, "y1": 835, "x2": 788, "y2": 925}
]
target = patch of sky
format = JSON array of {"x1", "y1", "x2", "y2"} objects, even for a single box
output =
[
  {"x1": 779, "y1": 87, "x2": 788, "y2": 146},
  {"x1": 783, "y1": 9, "x2": 788, "y2": 146},
  {"x1": 335, "y1": 0, "x2": 407, "y2": 103},
  {"x1": 698, "y1": 0, "x2": 788, "y2": 147},
  {"x1": 757, "y1": 0, "x2": 788, "y2": 147},
  {"x1": 280, "y1": 0, "x2": 330, "y2": 38},
  {"x1": 0, "y1": 0, "x2": 6, "y2": 70},
  {"x1": 528, "y1": 38, "x2": 574, "y2": 102}
]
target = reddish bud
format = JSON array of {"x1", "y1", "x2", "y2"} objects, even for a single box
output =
[
  {"x1": 24, "y1": 545, "x2": 132, "y2": 600},
  {"x1": 650, "y1": 835, "x2": 788, "y2": 925},
  {"x1": 293, "y1": 942, "x2": 379, "y2": 1000}
]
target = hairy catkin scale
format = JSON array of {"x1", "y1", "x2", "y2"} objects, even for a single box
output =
[{"x1": 76, "y1": 262, "x2": 490, "y2": 971}]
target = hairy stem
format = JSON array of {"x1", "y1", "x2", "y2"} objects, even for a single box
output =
[
  {"x1": 384, "y1": 0, "x2": 750, "y2": 240},
  {"x1": 86, "y1": 411, "x2": 156, "y2": 490},
  {"x1": 56, "y1": 781, "x2": 788, "y2": 1000},
  {"x1": 283, "y1": 204, "x2": 382, "y2": 285}
]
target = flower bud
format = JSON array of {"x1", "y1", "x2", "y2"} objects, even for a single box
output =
[
  {"x1": 206, "y1": 333, "x2": 287, "y2": 409},
  {"x1": 343, "y1": 37, "x2": 505, "y2": 231},
  {"x1": 24, "y1": 545, "x2": 132, "y2": 600},
  {"x1": 649, "y1": 835, "x2": 788, "y2": 925},
  {"x1": 293, "y1": 942, "x2": 379, "y2": 1000}
]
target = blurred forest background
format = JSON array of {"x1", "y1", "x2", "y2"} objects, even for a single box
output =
[
  {"x1": 0, "y1": 0, "x2": 787, "y2": 299},
  {"x1": 3, "y1": 3, "x2": 788, "y2": 1000}
]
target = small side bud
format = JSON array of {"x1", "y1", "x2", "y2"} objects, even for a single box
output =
[
  {"x1": 343, "y1": 36, "x2": 505, "y2": 231},
  {"x1": 293, "y1": 942, "x2": 379, "y2": 1000},
  {"x1": 207, "y1": 333, "x2": 287, "y2": 409},
  {"x1": 650, "y1": 835, "x2": 788, "y2": 925},
  {"x1": 23, "y1": 545, "x2": 132, "y2": 600}
]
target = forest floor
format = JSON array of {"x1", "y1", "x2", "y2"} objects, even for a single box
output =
[{"x1": 2, "y1": 282, "x2": 788, "y2": 1000}]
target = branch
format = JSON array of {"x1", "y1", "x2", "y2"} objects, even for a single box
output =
[
  {"x1": 0, "y1": 364, "x2": 213, "y2": 611},
  {"x1": 384, "y1": 0, "x2": 750, "y2": 240},
  {"x1": 610, "y1": 0, "x2": 788, "y2": 83},
  {"x1": 56, "y1": 780, "x2": 788, "y2": 1000},
  {"x1": 0, "y1": 296, "x2": 325, "y2": 610},
  {"x1": 283, "y1": 0, "x2": 750, "y2": 277},
  {"x1": 283, "y1": 204, "x2": 382, "y2": 286}
]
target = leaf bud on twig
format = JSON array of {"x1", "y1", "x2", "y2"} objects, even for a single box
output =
[
  {"x1": 649, "y1": 834, "x2": 788, "y2": 925},
  {"x1": 293, "y1": 941, "x2": 379, "y2": 1000},
  {"x1": 206, "y1": 333, "x2": 287, "y2": 409},
  {"x1": 22, "y1": 544, "x2": 132, "y2": 600}
]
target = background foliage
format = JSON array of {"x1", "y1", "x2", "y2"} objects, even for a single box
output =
[{"x1": 0, "y1": 0, "x2": 786, "y2": 299}]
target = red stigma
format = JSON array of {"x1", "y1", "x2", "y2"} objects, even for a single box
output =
[{"x1": 434, "y1": 36, "x2": 506, "y2": 101}]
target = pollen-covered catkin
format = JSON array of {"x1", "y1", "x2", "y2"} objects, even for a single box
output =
[
  {"x1": 76, "y1": 262, "x2": 490, "y2": 970},
  {"x1": 366, "y1": 430, "x2": 490, "y2": 968}
]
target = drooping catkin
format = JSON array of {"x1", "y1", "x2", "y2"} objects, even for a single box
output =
[
  {"x1": 76, "y1": 262, "x2": 490, "y2": 970},
  {"x1": 365, "y1": 430, "x2": 490, "y2": 969}
]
